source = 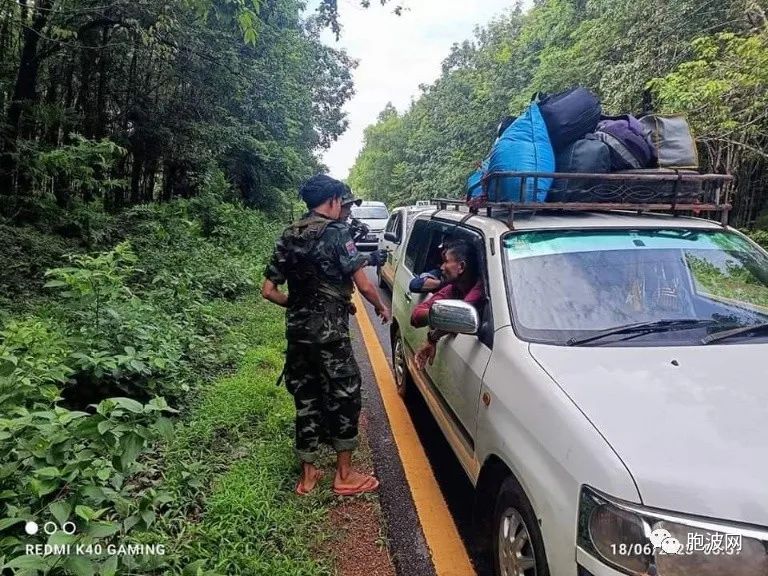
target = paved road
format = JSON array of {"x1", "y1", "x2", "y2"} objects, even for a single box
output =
[{"x1": 351, "y1": 266, "x2": 492, "y2": 576}]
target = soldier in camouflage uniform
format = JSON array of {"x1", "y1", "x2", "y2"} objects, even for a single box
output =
[{"x1": 262, "y1": 174, "x2": 390, "y2": 496}]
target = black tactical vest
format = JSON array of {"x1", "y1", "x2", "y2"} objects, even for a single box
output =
[{"x1": 282, "y1": 213, "x2": 353, "y2": 306}]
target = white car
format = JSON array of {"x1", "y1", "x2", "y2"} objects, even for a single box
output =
[
  {"x1": 351, "y1": 200, "x2": 390, "y2": 251},
  {"x1": 389, "y1": 204, "x2": 768, "y2": 576},
  {"x1": 377, "y1": 203, "x2": 436, "y2": 290}
]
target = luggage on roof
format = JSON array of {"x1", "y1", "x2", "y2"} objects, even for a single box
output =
[
  {"x1": 481, "y1": 103, "x2": 555, "y2": 203},
  {"x1": 464, "y1": 85, "x2": 720, "y2": 210},
  {"x1": 639, "y1": 114, "x2": 699, "y2": 169},
  {"x1": 551, "y1": 134, "x2": 611, "y2": 195},
  {"x1": 537, "y1": 87, "x2": 602, "y2": 151},
  {"x1": 595, "y1": 115, "x2": 657, "y2": 170}
]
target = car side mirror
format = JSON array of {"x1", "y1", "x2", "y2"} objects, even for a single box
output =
[
  {"x1": 428, "y1": 300, "x2": 479, "y2": 335},
  {"x1": 384, "y1": 231, "x2": 399, "y2": 243}
]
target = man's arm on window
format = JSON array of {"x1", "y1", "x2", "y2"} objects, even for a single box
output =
[{"x1": 410, "y1": 283, "x2": 453, "y2": 327}]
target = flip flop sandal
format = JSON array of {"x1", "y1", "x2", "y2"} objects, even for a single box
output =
[
  {"x1": 295, "y1": 470, "x2": 324, "y2": 496},
  {"x1": 333, "y1": 475, "x2": 380, "y2": 496}
]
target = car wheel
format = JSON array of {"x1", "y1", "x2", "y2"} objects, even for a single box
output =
[
  {"x1": 492, "y1": 476, "x2": 549, "y2": 576},
  {"x1": 391, "y1": 327, "x2": 410, "y2": 399}
]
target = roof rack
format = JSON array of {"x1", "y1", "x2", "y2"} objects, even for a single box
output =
[{"x1": 434, "y1": 170, "x2": 733, "y2": 228}]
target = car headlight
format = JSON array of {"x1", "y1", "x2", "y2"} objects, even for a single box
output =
[{"x1": 578, "y1": 486, "x2": 768, "y2": 576}]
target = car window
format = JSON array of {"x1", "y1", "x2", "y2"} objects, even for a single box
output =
[
  {"x1": 446, "y1": 228, "x2": 493, "y2": 348},
  {"x1": 394, "y1": 213, "x2": 403, "y2": 242},
  {"x1": 351, "y1": 206, "x2": 389, "y2": 219},
  {"x1": 414, "y1": 221, "x2": 456, "y2": 275},
  {"x1": 385, "y1": 213, "x2": 398, "y2": 234},
  {"x1": 502, "y1": 228, "x2": 768, "y2": 345},
  {"x1": 404, "y1": 220, "x2": 429, "y2": 272}
]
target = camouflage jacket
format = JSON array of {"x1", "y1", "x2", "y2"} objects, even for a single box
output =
[{"x1": 264, "y1": 211, "x2": 368, "y2": 344}]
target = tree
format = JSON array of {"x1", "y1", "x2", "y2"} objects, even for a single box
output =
[
  {"x1": 0, "y1": 0, "x2": 363, "y2": 216},
  {"x1": 348, "y1": 0, "x2": 767, "y2": 227}
]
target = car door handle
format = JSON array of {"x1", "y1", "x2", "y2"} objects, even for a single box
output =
[{"x1": 404, "y1": 293, "x2": 412, "y2": 303}]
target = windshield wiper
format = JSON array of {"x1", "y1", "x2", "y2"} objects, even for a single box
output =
[
  {"x1": 701, "y1": 322, "x2": 768, "y2": 345},
  {"x1": 566, "y1": 319, "x2": 718, "y2": 346}
]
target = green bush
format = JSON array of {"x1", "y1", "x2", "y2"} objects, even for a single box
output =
[
  {"x1": 52, "y1": 200, "x2": 123, "y2": 248},
  {"x1": 0, "y1": 397, "x2": 178, "y2": 575},
  {"x1": 747, "y1": 229, "x2": 768, "y2": 250},
  {"x1": 38, "y1": 235, "x2": 253, "y2": 404},
  {"x1": 0, "y1": 192, "x2": 285, "y2": 574},
  {"x1": 0, "y1": 317, "x2": 72, "y2": 408},
  {"x1": 0, "y1": 225, "x2": 79, "y2": 305}
]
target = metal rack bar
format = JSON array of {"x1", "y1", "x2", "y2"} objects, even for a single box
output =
[
  {"x1": 432, "y1": 170, "x2": 733, "y2": 228},
  {"x1": 433, "y1": 198, "x2": 731, "y2": 213},
  {"x1": 479, "y1": 171, "x2": 733, "y2": 183}
]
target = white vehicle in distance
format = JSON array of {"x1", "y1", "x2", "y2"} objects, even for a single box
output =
[
  {"x1": 351, "y1": 200, "x2": 390, "y2": 251},
  {"x1": 377, "y1": 203, "x2": 436, "y2": 290},
  {"x1": 389, "y1": 199, "x2": 768, "y2": 576}
]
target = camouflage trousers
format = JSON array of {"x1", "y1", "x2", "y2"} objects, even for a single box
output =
[{"x1": 284, "y1": 338, "x2": 362, "y2": 463}]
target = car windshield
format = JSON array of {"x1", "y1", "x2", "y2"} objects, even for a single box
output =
[
  {"x1": 351, "y1": 206, "x2": 388, "y2": 219},
  {"x1": 502, "y1": 228, "x2": 768, "y2": 345}
]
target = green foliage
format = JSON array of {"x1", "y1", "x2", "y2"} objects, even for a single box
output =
[
  {"x1": 1, "y1": 0, "x2": 358, "y2": 211},
  {"x1": 26, "y1": 135, "x2": 127, "y2": 201},
  {"x1": 0, "y1": 193, "x2": 293, "y2": 574},
  {"x1": 42, "y1": 242, "x2": 196, "y2": 401},
  {"x1": 0, "y1": 318, "x2": 72, "y2": 408},
  {"x1": 133, "y1": 298, "x2": 333, "y2": 575},
  {"x1": 0, "y1": 224, "x2": 81, "y2": 305},
  {"x1": 747, "y1": 229, "x2": 768, "y2": 249},
  {"x1": 650, "y1": 29, "x2": 768, "y2": 162},
  {"x1": 0, "y1": 313, "x2": 179, "y2": 573},
  {"x1": 348, "y1": 0, "x2": 767, "y2": 227},
  {"x1": 0, "y1": 396, "x2": 178, "y2": 575}
]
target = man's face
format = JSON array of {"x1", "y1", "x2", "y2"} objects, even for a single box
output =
[{"x1": 441, "y1": 250, "x2": 465, "y2": 283}]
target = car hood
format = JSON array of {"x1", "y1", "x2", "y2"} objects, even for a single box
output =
[
  {"x1": 529, "y1": 343, "x2": 768, "y2": 526},
  {"x1": 357, "y1": 218, "x2": 387, "y2": 232}
]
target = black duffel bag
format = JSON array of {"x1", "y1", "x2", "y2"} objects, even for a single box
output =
[
  {"x1": 548, "y1": 135, "x2": 611, "y2": 200},
  {"x1": 536, "y1": 87, "x2": 602, "y2": 151}
]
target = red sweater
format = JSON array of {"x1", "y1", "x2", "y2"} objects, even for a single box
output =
[{"x1": 410, "y1": 279, "x2": 485, "y2": 327}]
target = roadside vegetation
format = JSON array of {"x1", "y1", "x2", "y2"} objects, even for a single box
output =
[{"x1": 0, "y1": 185, "x2": 344, "y2": 574}]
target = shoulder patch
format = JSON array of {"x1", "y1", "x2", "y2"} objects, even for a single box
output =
[{"x1": 345, "y1": 240, "x2": 358, "y2": 256}]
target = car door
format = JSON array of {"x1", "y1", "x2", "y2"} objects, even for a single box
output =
[
  {"x1": 395, "y1": 218, "x2": 437, "y2": 357},
  {"x1": 425, "y1": 227, "x2": 493, "y2": 443}
]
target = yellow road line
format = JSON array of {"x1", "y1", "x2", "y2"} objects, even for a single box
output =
[{"x1": 353, "y1": 291, "x2": 477, "y2": 576}]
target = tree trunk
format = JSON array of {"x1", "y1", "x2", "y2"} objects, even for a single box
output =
[
  {"x1": 78, "y1": 30, "x2": 96, "y2": 138},
  {"x1": 130, "y1": 152, "x2": 143, "y2": 205},
  {"x1": 0, "y1": 0, "x2": 53, "y2": 196},
  {"x1": 95, "y1": 27, "x2": 110, "y2": 139},
  {"x1": 162, "y1": 159, "x2": 175, "y2": 202},
  {"x1": 44, "y1": 68, "x2": 60, "y2": 145},
  {"x1": 0, "y1": 10, "x2": 12, "y2": 106},
  {"x1": 144, "y1": 156, "x2": 158, "y2": 202}
]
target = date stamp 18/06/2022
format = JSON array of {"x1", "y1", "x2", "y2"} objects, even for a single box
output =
[{"x1": 610, "y1": 527, "x2": 744, "y2": 558}]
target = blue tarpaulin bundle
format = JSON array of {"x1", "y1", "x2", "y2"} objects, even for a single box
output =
[{"x1": 467, "y1": 103, "x2": 555, "y2": 203}]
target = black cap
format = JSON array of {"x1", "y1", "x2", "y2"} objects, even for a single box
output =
[
  {"x1": 341, "y1": 187, "x2": 362, "y2": 206},
  {"x1": 299, "y1": 174, "x2": 348, "y2": 208}
]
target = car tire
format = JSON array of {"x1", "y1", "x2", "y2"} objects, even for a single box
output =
[
  {"x1": 391, "y1": 326, "x2": 411, "y2": 400},
  {"x1": 492, "y1": 476, "x2": 550, "y2": 576}
]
